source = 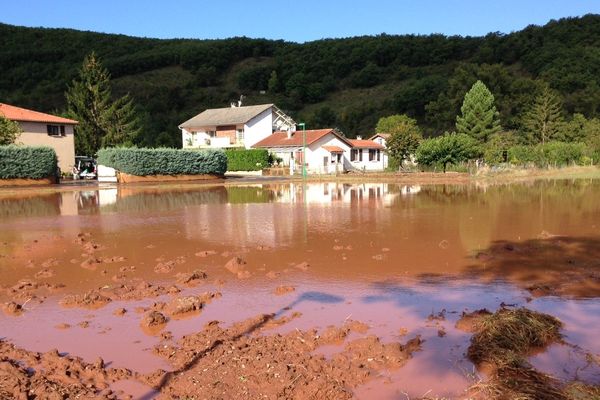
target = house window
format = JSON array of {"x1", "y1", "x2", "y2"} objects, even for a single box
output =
[
  {"x1": 207, "y1": 130, "x2": 216, "y2": 137},
  {"x1": 377, "y1": 149, "x2": 381, "y2": 161},
  {"x1": 47, "y1": 125, "x2": 65, "y2": 137},
  {"x1": 236, "y1": 128, "x2": 244, "y2": 142},
  {"x1": 323, "y1": 156, "x2": 328, "y2": 167},
  {"x1": 350, "y1": 149, "x2": 357, "y2": 162},
  {"x1": 369, "y1": 149, "x2": 376, "y2": 161},
  {"x1": 359, "y1": 149, "x2": 363, "y2": 162}
]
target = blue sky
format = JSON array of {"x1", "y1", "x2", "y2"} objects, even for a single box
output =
[{"x1": 1, "y1": 0, "x2": 599, "y2": 42}]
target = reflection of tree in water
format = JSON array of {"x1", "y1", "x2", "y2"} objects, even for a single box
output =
[
  {"x1": 0, "y1": 193, "x2": 61, "y2": 219},
  {"x1": 226, "y1": 186, "x2": 279, "y2": 204}
]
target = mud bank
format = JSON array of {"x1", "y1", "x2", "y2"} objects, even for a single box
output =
[
  {"x1": 0, "y1": 340, "x2": 133, "y2": 399},
  {"x1": 145, "y1": 315, "x2": 421, "y2": 399}
]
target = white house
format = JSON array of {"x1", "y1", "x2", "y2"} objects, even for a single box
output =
[
  {"x1": 179, "y1": 103, "x2": 295, "y2": 149},
  {"x1": 253, "y1": 129, "x2": 387, "y2": 174},
  {"x1": 253, "y1": 128, "x2": 351, "y2": 174},
  {"x1": 348, "y1": 138, "x2": 387, "y2": 171}
]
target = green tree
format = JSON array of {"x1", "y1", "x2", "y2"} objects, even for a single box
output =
[
  {"x1": 455, "y1": 80, "x2": 501, "y2": 142},
  {"x1": 0, "y1": 114, "x2": 22, "y2": 145},
  {"x1": 520, "y1": 86, "x2": 563, "y2": 144},
  {"x1": 483, "y1": 131, "x2": 518, "y2": 164},
  {"x1": 416, "y1": 133, "x2": 480, "y2": 172},
  {"x1": 558, "y1": 113, "x2": 588, "y2": 143},
  {"x1": 103, "y1": 95, "x2": 142, "y2": 148},
  {"x1": 66, "y1": 52, "x2": 141, "y2": 156},
  {"x1": 376, "y1": 115, "x2": 422, "y2": 169}
]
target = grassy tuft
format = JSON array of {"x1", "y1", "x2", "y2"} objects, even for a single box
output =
[{"x1": 465, "y1": 307, "x2": 567, "y2": 400}]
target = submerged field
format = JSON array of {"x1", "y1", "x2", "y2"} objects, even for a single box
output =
[{"x1": 0, "y1": 180, "x2": 599, "y2": 399}]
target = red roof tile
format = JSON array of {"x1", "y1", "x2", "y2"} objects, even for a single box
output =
[
  {"x1": 349, "y1": 139, "x2": 385, "y2": 149},
  {"x1": 322, "y1": 145, "x2": 344, "y2": 153},
  {"x1": 0, "y1": 103, "x2": 78, "y2": 125},
  {"x1": 253, "y1": 129, "x2": 348, "y2": 148}
]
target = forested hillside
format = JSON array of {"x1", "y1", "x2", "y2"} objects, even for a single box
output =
[{"x1": 1, "y1": 14, "x2": 600, "y2": 147}]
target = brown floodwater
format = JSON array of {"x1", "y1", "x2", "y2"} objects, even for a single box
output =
[{"x1": 1, "y1": 180, "x2": 599, "y2": 398}]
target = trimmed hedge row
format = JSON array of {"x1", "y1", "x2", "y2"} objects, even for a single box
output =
[
  {"x1": 97, "y1": 147, "x2": 227, "y2": 176},
  {"x1": 224, "y1": 148, "x2": 270, "y2": 171},
  {"x1": 0, "y1": 145, "x2": 58, "y2": 179}
]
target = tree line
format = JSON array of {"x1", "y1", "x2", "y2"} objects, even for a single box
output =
[
  {"x1": 1, "y1": 14, "x2": 600, "y2": 146},
  {"x1": 380, "y1": 80, "x2": 600, "y2": 171}
]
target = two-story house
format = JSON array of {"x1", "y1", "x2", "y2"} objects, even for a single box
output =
[
  {"x1": 179, "y1": 103, "x2": 296, "y2": 149},
  {"x1": 0, "y1": 102, "x2": 78, "y2": 173}
]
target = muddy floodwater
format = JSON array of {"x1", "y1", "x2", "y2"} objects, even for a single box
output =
[{"x1": 1, "y1": 180, "x2": 599, "y2": 399}]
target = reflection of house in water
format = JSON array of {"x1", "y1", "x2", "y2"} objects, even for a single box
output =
[
  {"x1": 183, "y1": 183, "x2": 418, "y2": 247},
  {"x1": 273, "y1": 183, "x2": 420, "y2": 206}
]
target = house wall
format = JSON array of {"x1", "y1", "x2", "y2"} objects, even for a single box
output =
[
  {"x1": 244, "y1": 108, "x2": 273, "y2": 149},
  {"x1": 305, "y1": 134, "x2": 351, "y2": 174},
  {"x1": 216, "y1": 125, "x2": 237, "y2": 145},
  {"x1": 373, "y1": 137, "x2": 387, "y2": 147},
  {"x1": 16, "y1": 121, "x2": 75, "y2": 173},
  {"x1": 182, "y1": 125, "x2": 241, "y2": 148},
  {"x1": 348, "y1": 148, "x2": 386, "y2": 171}
]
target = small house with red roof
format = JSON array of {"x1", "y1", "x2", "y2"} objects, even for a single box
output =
[
  {"x1": 253, "y1": 128, "x2": 349, "y2": 174},
  {"x1": 0, "y1": 103, "x2": 77, "y2": 173},
  {"x1": 253, "y1": 129, "x2": 387, "y2": 174}
]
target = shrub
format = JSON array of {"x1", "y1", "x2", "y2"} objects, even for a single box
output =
[
  {"x1": 415, "y1": 133, "x2": 480, "y2": 172},
  {"x1": 224, "y1": 148, "x2": 270, "y2": 171},
  {"x1": 507, "y1": 142, "x2": 587, "y2": 167},
  {"x1": 97, "y1": 147, "x2": 227, "y2": 176},
  {"x1": 539, "y1": 141, "x2": 586, "y2": 166},
  {"x1": 0, "y1": 145, "x2": 58, "y2": 179},
  {"x1": 507, "y1": 145, "x2": 542, "y2": 166}
]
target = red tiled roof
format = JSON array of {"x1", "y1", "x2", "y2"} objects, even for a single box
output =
[
  {"x1": 0, "y1": 103, "x2": 78, "y2": 124},
  {"x1": 322, "y1": 145, "x2": 344, "y2": 153},
  {"x1": 253, "y1": 129, "x2": 346, "y2": 148},
  {"x1": 349, "y1": 139, "x2": 385, "y2": 149}
]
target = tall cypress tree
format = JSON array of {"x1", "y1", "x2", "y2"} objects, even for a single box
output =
[
  {"x1": 66, "y1": 52, "x2": 140, "y2": 156},
  {"x1": 520, "y1": 86, "x2": 563, "y2": 144},
  {"x1": 455, "y1": 80, "x2": 501, "y2": 143}
]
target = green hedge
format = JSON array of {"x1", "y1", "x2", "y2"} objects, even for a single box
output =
[
  {"x1": 224, "y1": 148, "x2": 270, "y2": 171},
  {"x1": 507, "y1": 142, "x2": 588, "y2": 167},
  {"x1": 97, "y1": 147, "x2": 227, "y2": 176},
  {"x1": 0, "y1": 145, "x2": 58, "y2": 179}
]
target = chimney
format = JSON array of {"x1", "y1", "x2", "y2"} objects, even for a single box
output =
[
  {"x1": 356, "y1": 135, "x2": 362, "y2": 140},
  {"x1": 230, "y1": 102, "x2": 236, "y2": 108},
  {"x1": 286, "y1": 128, "x2": 292, "y2": 139}
]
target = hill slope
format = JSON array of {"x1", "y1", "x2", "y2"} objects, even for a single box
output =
[{"x1": 2, "y1": 15, "x2": 600, "y2": 146}]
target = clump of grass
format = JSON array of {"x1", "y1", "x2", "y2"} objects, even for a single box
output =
[
  {"x1": 468, "y1": 307, "x2": 562, "y2": 366},
  {"x1": 466, "y1": 307, "x2": 567, "y2": 400},
  {"x1": 563, "y1": 382, "x2": 600, "y2": 400}
]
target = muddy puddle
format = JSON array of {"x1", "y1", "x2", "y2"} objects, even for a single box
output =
[{"x1": 1, "y1": 181, "x2": 599, "y2": 399}]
